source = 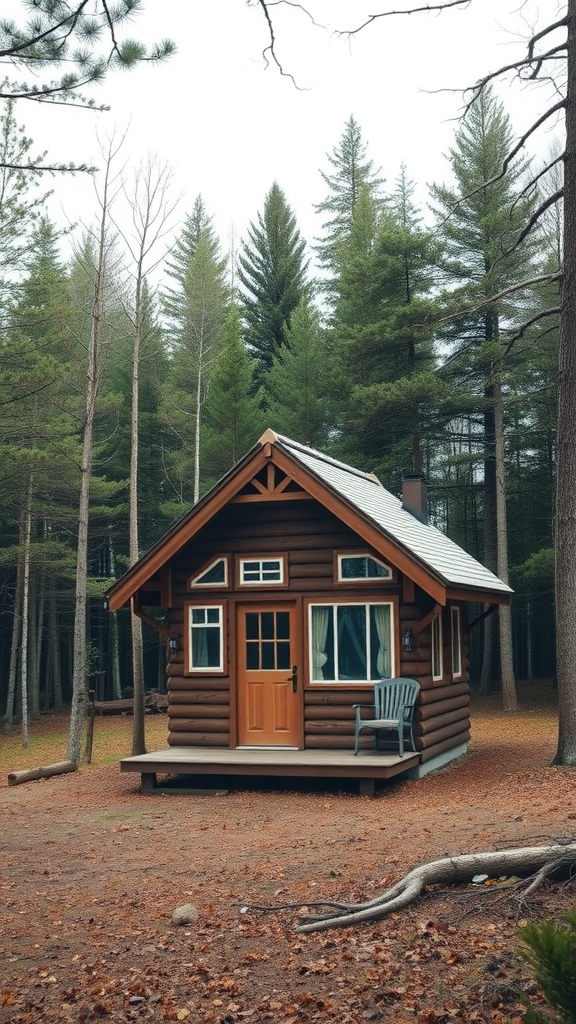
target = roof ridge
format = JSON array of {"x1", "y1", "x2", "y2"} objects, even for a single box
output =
[{"x1": 273, "y1": 433, "x2": 384, "y2": 486}]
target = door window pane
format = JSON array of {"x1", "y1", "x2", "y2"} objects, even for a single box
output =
[{"x1": 244, "y1": 610, "x2": 291, "y2": 671}]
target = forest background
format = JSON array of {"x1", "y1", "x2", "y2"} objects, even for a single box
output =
[{"x1": 0, "y1": 1, "x2": 562, "y2": 742}]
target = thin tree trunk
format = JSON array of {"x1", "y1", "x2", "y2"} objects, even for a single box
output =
[
  {"x1": 67, "y1": 150, "x2": 112, "y2": 767},
  {"x1": 49, "y1": 592, "x2": 63, "y2": 710},
  {"x1": 4, "y1": 509, "x2": 25, "y2": 732},
  {"x1": 554, "y1": 0, "x2": 576, "y2": 764},
  {"x1": 493, "y1": 368, "x2": 517, "y2": 711},
  {"x1": 20, "y1": 474, "x2": 33, "y2": 748}
]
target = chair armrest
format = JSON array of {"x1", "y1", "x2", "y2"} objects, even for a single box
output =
[{"x1": 352, "y1": 703, "x2": 376, "y2": 710}]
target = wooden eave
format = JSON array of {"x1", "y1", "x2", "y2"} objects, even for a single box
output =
[
  {"x1": 107, "y1": 435, "x2": 509, "y2": 612},
  {"x1": 107, "y1": 445, "x2": 272, "y2": 610}
]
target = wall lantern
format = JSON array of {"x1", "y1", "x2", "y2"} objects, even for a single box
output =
[
  {"x1": 169, "y1": 632, "x2": 179, "y2": 655},
  {"x1": 402, "y1": 626, "x2": 415, "y2": 652}
]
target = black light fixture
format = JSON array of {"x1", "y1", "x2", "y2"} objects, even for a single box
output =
[
  {"x1": 402, "y1": 626, "x2": 415, "y2": 652},
  {"x1": 169, "y1": 632, "x2": 179, "y2": 655}
]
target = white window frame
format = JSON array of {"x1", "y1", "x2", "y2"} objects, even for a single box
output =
[
  {"x1": 431, "y1": 612, "x2": 443, "y2": 682},
  {"x1": 451, "y1": 606, "x2": 462, "y2": 679},
  {"x1": 336, "y1": 552, "x2": 392, "y2": 583},
  {"x1": 185, "y1": 602, "x2": 225, "y2": 674},
  {"x1": 188, "y1": 556, "x2": 229, "y2": 589},
  {"x1": 238, "y1": 556, "x2": 286, "y2": 587},
  {"x1": 307, "y1": 599, "x2": 396, "y2": 685}
]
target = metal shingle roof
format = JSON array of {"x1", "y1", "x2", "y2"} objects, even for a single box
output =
[{"x1": 275, "y1": 435, "x2": 512, "y2": 597}]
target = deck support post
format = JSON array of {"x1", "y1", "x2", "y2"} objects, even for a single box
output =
[
  {"x1": 140, "y1": 772, "x2": 157, "y2": 793},
  {"x1": 359, "y1": 777, "x2": 376, "y2": 797}
]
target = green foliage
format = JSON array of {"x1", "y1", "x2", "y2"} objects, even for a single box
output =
[
  {"x1": 238, "y1": 181, "x2": 308, "y2": 374},
  {"x1": 0, "y1": 2, "x2": 175, "y2": 106},
  {"x1": 265, "y1": 296, "x2": 329, "y2": 448},
  {"x1": 519, "y1": 909, "x2": 576, "y2": 1023}
]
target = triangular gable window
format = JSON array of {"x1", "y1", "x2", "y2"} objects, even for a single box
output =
[{"x1": 188, "y1": 557, "x2": 228, "y2": 589}]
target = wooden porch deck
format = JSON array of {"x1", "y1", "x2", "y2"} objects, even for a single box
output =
[{"x1": 120, "y1": 746, "x2": 421, "y2": 796}]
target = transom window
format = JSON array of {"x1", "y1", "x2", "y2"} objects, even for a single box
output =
[
  {"x1": 188, "y1": 557, "x2": 228, "y2": 588},
  {"x1": 187, "y1": 604, "x2": 224, "y2": 673},
  {"x1": 309, "y1": 602, "x2": 394, "y2": 683},
  {"x1": 338, "y1": 553, "x2": 392, "y2": 582},
  {"x1": 239, "y1": 557, "x2": 284, "y2": 585}
]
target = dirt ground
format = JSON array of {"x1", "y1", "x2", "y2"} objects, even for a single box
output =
[{"x1": 2, "y1": 683, "x2": 575, "y2": 1024}]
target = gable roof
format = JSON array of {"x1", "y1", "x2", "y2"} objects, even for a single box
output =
[{"x1": 107, "y1": 429, "x2": 512, "y2": 610}]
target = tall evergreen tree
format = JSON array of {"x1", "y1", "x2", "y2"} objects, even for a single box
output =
[
  {"x1": 315, "y1": 114, "x2": 384, "y2": 277},
  {"x1": 201, "y1": 306, "x2": 265, "y2": 489},
  {"x1": 266, "y1": 296, "x2": 329, "y2": 448},
  {"x1": 329, "y1": 176, "x2": 442, "y2": 485},
  {"x1": 238, "y1": 182, "x2": 308, "y2": 375},
  {"x1": 431, "y1": 86, "x2": 540, "y2": 705},
  {"x1": 160, "y1": 196, "x2": 229, "y2": 507}
]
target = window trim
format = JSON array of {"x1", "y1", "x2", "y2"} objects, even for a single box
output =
[
  {"x1": 184, "y1": 600, "x2": 227, "y2": 675},
  {"x1": 431, "y1": 612, "x2": 444, "y2": 682},
  {"x1": 305, "y1": 596, "x2": 398, "y2": 687},
  {"x1": 187, "y1": 555, "x2": 229, "y2": 590},
  {"x1": 451, "y1": 606, "x2": 462, "y2": 679},
  {"x1": 335, "y1": 551, "x2": 394, "y2": 585},
  {"x1": 236, "y1": 554, "x2": 288, "y2": 589}
]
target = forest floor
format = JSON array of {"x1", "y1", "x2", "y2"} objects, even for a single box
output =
[{"x1": 1, "y1": 682, "x2": 575, "y2": 1024}]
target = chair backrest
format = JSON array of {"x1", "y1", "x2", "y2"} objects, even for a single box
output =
[{"x1": 374, "y1": 678, "x2": 420, "y2": 719}]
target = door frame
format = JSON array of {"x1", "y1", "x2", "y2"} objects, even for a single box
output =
[{"x1": 235, "y1": 598, "x2": 304, "y2": 749}]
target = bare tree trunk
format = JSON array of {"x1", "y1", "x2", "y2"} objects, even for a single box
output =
[
  {"x1": 49, "y1": 592, "x2": 63, "y2": 710},
  {"x1": 4, "y1": 509, "x2": 24, "y2": 732},
  {"x1": 121, "y1": 158, "x2": 177, "y2": 755},
  {"x1": 493, "y1": 370, "x2": 517, "y2": 711},
  {"x1": 20, "y1": 474, "x2": 33, "y2": 748},
  {"x1": 108, "y1": 530, "x2": 122, "y2": 701},
  {"x1": 67, "y1": 148, "x2": 114, "y2": 767},
  {"x1": 554, "y1": 0, "x2": 576, "y2": 764}
]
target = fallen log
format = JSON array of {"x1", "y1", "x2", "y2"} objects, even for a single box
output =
[
  {"x1": 8, "y1": 760, "x2": 77, "y2": 787},
  {"x1": 239, "y1": 843, "x2": 576, "y2": 934}
]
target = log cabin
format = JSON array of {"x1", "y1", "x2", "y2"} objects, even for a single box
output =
[{"x1": 106, "y1": 430, "x2": 512, "y2": 795}]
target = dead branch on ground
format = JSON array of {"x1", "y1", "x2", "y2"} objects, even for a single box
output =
[{"x1": 239, "y1": 843, "x2": 576, "y2": 933}]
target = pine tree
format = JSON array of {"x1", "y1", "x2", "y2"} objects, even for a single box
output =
[
  {"x1": 315, "y1": 115, "x2": 384, "y2": 277},
  {"x1": 161, "y1": 196, "x2": 229, "y2": 506},
  {"x1": 238, "y1": 182, "x2": 308, "y2": 375},
  {"x1": 431, "y1": 86, "x2": 540, "y2": 705},
  {"x1": 201, "y1": 306, "x2": 265, "y2": 489},
  {"x1": 265, "y1": 296, "x2": 329, "y2": 448},
  {"x1": 329, "y1": 175, "x2": 442, "y2": 485}
]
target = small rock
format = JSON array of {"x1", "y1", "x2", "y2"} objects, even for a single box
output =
[
  {"x1": 172, "y1": 903, "x2": 199, "y2": 926},
  {"x1": 472, "y1": 873, "x2": 489, "y2": 884}
]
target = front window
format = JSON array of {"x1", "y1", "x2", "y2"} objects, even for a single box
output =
[
  {"x1": 432, "y1": 613, "x2": 443, "y2": 681},
  {"x1": 187, "y1": 604, "x2": 224, "y2": 672},
  {"x1": 309, "y1": 602, "x2": 393, "y2": 683}
]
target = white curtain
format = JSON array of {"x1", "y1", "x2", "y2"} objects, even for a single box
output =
[
  {"x1": 311, "y1": 606, "x2": 330, "y2": 680},
  {"x1": 373, "y1": 604, "x2": 391, "y2": 678}
]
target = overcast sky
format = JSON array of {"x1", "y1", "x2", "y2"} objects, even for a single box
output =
[{"x1": 9, "y1": 1, "x2": 565, "y2": 274}]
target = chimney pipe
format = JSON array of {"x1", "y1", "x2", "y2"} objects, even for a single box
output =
[{"x1": 402, "y1": 471, "x2": 428, "y2": 524}]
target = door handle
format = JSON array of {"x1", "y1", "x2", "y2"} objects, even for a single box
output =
[{"x1": 287, "y1": 665, "x2": 298, "y2": 692}]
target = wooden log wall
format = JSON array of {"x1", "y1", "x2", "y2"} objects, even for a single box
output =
[{"x1": 163, "y1": 497, "x2": 472, "y2": 757}]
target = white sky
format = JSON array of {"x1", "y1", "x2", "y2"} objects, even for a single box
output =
[{"x1": 6, "y1": 1, "x2": 565, "y2": 274}]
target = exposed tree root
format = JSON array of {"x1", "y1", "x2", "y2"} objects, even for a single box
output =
[{"x1": 239, "y1": 843, "x2": 576, "y2": 933}]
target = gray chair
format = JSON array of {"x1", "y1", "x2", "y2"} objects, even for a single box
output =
[{"x1": 353, "y1": 678, "x2": 420, "y2": 756}]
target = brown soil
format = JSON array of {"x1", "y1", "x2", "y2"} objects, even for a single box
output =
[{"x1": 1, "y1": 683, "x2": 575, "y2": 1024}]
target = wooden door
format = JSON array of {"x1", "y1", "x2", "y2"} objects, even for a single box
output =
[{"x1": 237, "y1": 603, "x2": 300, "y2": 747}]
